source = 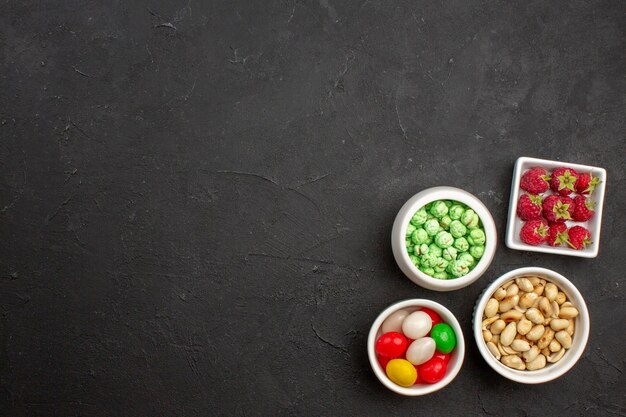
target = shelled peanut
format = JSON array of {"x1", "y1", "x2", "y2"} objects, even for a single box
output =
[{"x1": 481, "y1": 276, "x2": 578, "y2": 371}]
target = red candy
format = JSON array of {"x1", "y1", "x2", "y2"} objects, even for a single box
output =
[
  {"x1": 375, "y1": 332, "x2": 408, "y2": 358},
  {"x1": 420, "y1": 307, "x2": 442, "y2": 327},
  {"x1": 377, "y1": 354, "x2": 391, "y2": 370},
  {"x1": 432, "y1": 352, "x2": 451, "y2": 364},
  {"x1": 417, "y1": 356, "x2": 447, "y2": 384}
]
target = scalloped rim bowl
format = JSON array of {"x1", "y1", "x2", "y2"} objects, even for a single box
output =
[
  {"x1": 368, "y1": 299, "x2": 465, "y2": 396},
  {"x1": 473, "y1": 267, "x2": 590, "y2": 384},
  {"x1": 391, "y1": 186, "x2": 497, "y2": 291}
]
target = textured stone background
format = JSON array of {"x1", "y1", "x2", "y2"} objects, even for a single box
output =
[{"x1": 1, "y1": 1, "x2": 624, "y2": 415}]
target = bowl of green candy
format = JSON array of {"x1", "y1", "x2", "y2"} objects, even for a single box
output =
[{"x1": 391, "y1": 187, "x2": 497, "y2": 291}]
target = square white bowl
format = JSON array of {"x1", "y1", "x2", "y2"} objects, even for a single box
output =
[{"x1": 505, "y1": 157, "x2": 607, "y2": 258}]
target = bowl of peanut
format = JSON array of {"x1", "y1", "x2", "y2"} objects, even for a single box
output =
[{"x1": 473, "y1": 267, "x2": 589, "y2": 383}]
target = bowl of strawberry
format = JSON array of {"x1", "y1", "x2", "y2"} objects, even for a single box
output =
[
  {"x1": 367, "y1": 299, "x2": 464, "y2": 395},
  {"x1": 506, "y1": 157, "x2": 607, "y2": 258}
]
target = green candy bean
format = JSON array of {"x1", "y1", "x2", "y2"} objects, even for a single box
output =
[
  {"x1": 409, "y1": 255, "x2": 419, "y2": 265},
  {"x1": 406, "y1": 239, "x2": 413, "y2": 248},
  {"x1": 431, "y1": 323, "x2": 457, "y2": 353},
  {"x1": 435, "y1": 231, "x2": 454, "y2": 249},
  {"x1": 454, "y1": 237, "x2": 470, "y2": 252},
  {"x1": 457, "y1": 252, "x2": 475, "y2": 267},
  {"x1": 421, "y1": 253, "x2": 439, "y2": 268},
  {"x1": 429, "y1": 200, "x2": 449, "y2": 218},
  {"x1": 439, "y1": 215, "x2": 452, "y2": 229},
  {"x1": 449, "y1": 259, "x2": 470, "y2": 277},
  {"x1": 467, "y1": 229, "x2": 486, "y2": 246},
  {"x1": 433, "y1": 257, "x2": 449, "y2": 273},
  {"x1": 461, "y1": 209, "x2": 476, "y2": 226},
  {"x1": 410, "y1": 208, "x2": 428, "y2": 226},
  {"x1": 442, "y1": 247, "x2": 458, "y2": 261},
  {"x1": 420, "y1": 266, "x2": 435, "y2": 276},
  {"x1": 448, "y1": 204, "x2": 465, "y2": 220},
  {"x1": 449, "y1": 220, "x2": 467, "y2": 238},
  {"x1": 468, "y1": 214, "x2": 480, "y2": 229},
  {"x1": 406, "y1": 223, "x2": 416, "y2": 237},
  {"x1": 433, "y1": 271, "x2": 449, "y2": 279},
  {"x1": 428, "y1": 244, "x2": 443, "y2": 258},
  {"x1": 443, "y1": 200, "x2": 453, "y2": 208},
  {"x1": 469, "y1": 245, "x2": 485, "y2": 259},
  {"x1": 411, "y1": 228, "x2": 429, "y2": 245},
  {"x1": 424, "y1": 218, "x2": 440, "y2": 236},
  {"x1": 414, "y1": 243, "x2": 430, "y2": 256},
  {"x1": 461, "y1": 209, "x2": 480, "y2": 228}
]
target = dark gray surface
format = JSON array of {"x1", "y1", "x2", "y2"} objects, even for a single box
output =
[{"x1": 1, "y1": 0, "x2": 624, "y2": 415}]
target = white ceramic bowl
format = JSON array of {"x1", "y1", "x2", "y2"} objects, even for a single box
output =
[
  {"x1": 391, "y1": 186, "x2": 497, "y2": 291},
  {"x1": 506, "y1": 156, "x2": 607, "y2": 258},
  {"x1": 473, "y1": 267, "x2": 590, "y2": 384},
  {"x1": 368, "y1": 299, "x2": 465, "y2": 395}
]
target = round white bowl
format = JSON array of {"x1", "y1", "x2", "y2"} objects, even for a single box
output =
[
  {"x1": 473, "y1": 267, "x2": 590, "y2": 384},
  {"x1": 368, "y1": 299, "x2": 465, "y2": 395},
  {"x1": 391, "y1": 186, "x2": 497, "y2": 291}
]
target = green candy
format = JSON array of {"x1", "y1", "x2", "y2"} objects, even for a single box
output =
[
  {"x1": 421, "y1": 253, "x2": 439, "y2": 268},
  {"x1": 442, "y1": 247, "x2": 458, "y2": 261},
  {"x1": 457, "y1": 252, "x2": 475, "y2": 267},
  {"x1": 429, "y1": 200, "x2": 449, "y2": 218},
  {"x1": 410, "y1": 208, "x2": 428, "y2": 226},
  {"x1": 461, "y1": 209, "x2": 477, "y2": 226},
  {"x1": 440, "y1": 215, "x2": 452, "y2": 229},
  {"x1": 433, "y1": 271, "x2": 449, "y2": 279},
  {"x1": 448, "y1": 204, "x2": 465, "y2": 220},
  {"x1": 443, "y1": 200, "x2": 453, "y2": 208},
  {"x1": 430, "y1": 323, "x2": 457, "y2": 353},
  {"x1": 424, "y1": 218, "x2": 440, "y2": 236},
  {"x1": 449, "y1": 220, "x2": 467, "y2": 238},
  {"x1": 435, "y1": 231, "x2": 454, "y2": 249},
  {"x1": 406, "y1": 239, "x2": 413, "y2": 248},
  {"x1": 449, "y1": 259, "x2": 470, "y2": 277},
  {"x1": 406, "y1": 223, "x2": 416, "y2": 237},
  {"x1": 467, "y1": 229, "x2": 486, "y2": 246},
  {"x1": 411, "y1": 228, "x2": 429, "y2": 245},
  {"x1": 461, "y1": 209, "x2": 480, "y2": 228},
  {"x1": 409, "y1": 255, "x2": 420, "y2": 265},
  {"x1": 414, "y1": 243, "x2": 430, "y2": 256},
  {"x1": 433, "y1": 257, "x2": 449, "y2": 273},
  {"x1": 428, "y1": 244, "x2": 443, "y2": 258},
  {"x1": 420, "y1": 266, "x2": 435, "y2": 276},
  {"x1": 469, "y1": 245, "x2": 485, "y2": 259},
  {"x1": 454, "y1": 237, "x2": 470, "y2": 252}
]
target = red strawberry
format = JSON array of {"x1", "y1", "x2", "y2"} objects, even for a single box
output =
[
  {"x1": 550, "y1": 167, "x2": 578, "y2": 196},
  {"x1": 572, "y1": 195, "x2": 596, "y2": 222},
  {"x1": 517, "y1": 193, "x2": 544, "y2": 221},
  {"x1": 520, "y1": 167, "x2": 551, "y2": 194},
  {"x1": 575, "y1": 172, "x2": 601, "y2": 195},
  {"x1": 547, "y1": 223, "x2": 568, "y2": 246},
  {"x1": 542, "y1": 195, "x2": 574, "y2": 223},
  {"x1": 520, "y1": 220, "x2": 549, "y2": 245},
  {"x1": 567, "y1": 225, "x2": 592, "y2": 250}
]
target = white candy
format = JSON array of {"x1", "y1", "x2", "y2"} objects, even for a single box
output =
[
  {"x1": 381, "y1": 309, "x2": 410, "y2": 334},
  {"x1": 406, "y1": 337, "x2": 436, "y2": 365},
  {"x1": 402, "y1": 311, "x2": 432, "y2": 339}
]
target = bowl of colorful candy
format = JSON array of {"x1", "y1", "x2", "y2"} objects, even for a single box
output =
[
  {"x1": 368, "y1": 299, "x2": 465, "y2": 395},
  {"x1": 391, "y1": 186, "x2": 497, "y2": 291},
  {"x1": 473, "y1": 267, "x2": 590, "y2": 383}
]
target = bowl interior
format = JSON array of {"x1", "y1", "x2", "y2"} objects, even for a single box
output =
[
  {"x1": 506, "y1": 157, "x2": 607, "y2": 258},
  {"x1": 369, "y1": 299, "x2": 465, "y2": 395},
  {"x1": 474, "y1": 268, "x2": 589, "y2": 384}
]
